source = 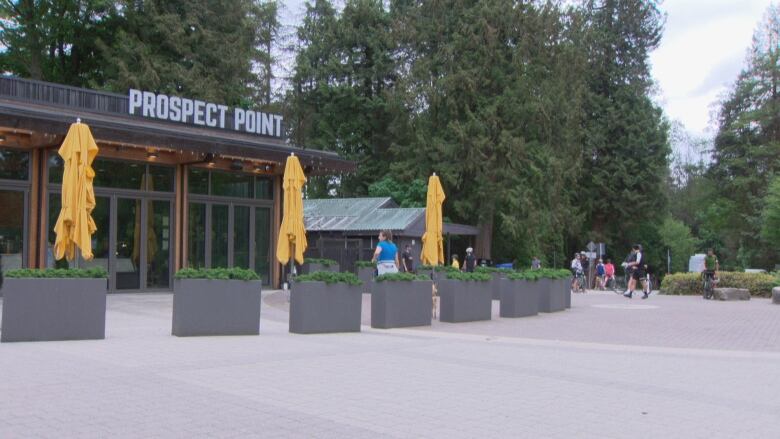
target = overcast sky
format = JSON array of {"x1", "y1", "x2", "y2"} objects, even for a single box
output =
[
  {"x1": 279, "y1": 0, "x2": 773, "y2": 138},
  {"x1": 650, "y1": 0, "x2": 773, "y2": 137}
]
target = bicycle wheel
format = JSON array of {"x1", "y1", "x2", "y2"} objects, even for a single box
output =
[{"x1": 703, "y1": 277, "x2": 712, "y2": 300}]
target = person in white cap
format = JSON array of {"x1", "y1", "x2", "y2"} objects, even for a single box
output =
[{"x1": 463, "y1": 247, "x2": 477, "y2": 272}]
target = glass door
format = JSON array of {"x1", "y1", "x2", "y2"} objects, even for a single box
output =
[
  {"x1": 146, "y1": 199, "x2": 171, "y2": 290},
  {"x1": 115, "y1": 197, "x2": 141, "y2": 290},
  {"x1": 0, "y1": 189, "x2": 25, "y2": 273}
]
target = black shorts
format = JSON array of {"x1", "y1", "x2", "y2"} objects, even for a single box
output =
[{"x1": 631, "y1": 269, "x2": 646, "y2": 280}]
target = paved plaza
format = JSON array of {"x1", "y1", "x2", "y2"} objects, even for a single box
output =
[{"x1": 2, "y1": 290, "x2": 780, "y2": 438}]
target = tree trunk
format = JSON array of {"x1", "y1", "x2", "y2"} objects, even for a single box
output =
[{"x1": 475, "y1": 216, "x2": 493, "y2": 260}]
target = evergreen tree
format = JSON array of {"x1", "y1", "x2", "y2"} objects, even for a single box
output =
[
  {"x1": 0, "y1": 0, "x2": 119, "y2": 87},
  {"x1": 578, "y1": 0, "x2": 670, "y2": 269},
  {"x1": 100, "y1": 0, "x2": 272, "y2": 105},
  {"x1": 709, "y1": 4, "x2": 779, "y2": 268}
]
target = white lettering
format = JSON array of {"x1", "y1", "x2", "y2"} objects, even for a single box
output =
[
  {"x1": 274, "y1": 115, "x2": 283, "y2": 137},
  {"x1": 261, "y1": 112, "x2": 273, "y2": 136},
  {"x1": 169, "y1": 96, "x2": 181, "y2": 122},
  {"x1": 142, "y1": 92, "x2": 155, "y2": 117},
  {"x1": 234, "y1": 108, "x2": 245, "y2": 130},
  {"x1": 193, "y1": 100, "x2": 205, "y2": 125},
  {"x1": 245, "y1": 110, "x2": 256, "y2": 133},
  {"x1": 129, "y1": 89, "x2": 143, "y2": 115},
  {"x1": 181, "y1": 99, "x2": 194, "y2": 123},
  {"x1": 155, "y1": 94, "x2": 169, "y2": 119},
  {"x1": 217, "y1": 105, "x2": 228, "y2": 129},
  {"x1": 205, "y1": 103, "x2": 217, "y2": 127}
]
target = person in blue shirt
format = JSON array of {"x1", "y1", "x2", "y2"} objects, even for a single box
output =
[{"x1": 371, "y1": 230, "x2": 400, "y2": 275}]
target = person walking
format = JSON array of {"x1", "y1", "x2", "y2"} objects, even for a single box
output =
[
  {"x1": 531, "y1": 256, "x2": 541, "y2": 270},
  {"x1": 580, "y1": 253, "x2": 590, "y2": 289},
  {"x1": 570, "y1": 253, "x2": 583, "y2": 292},
  {"x1": 623, "y1": 244, "x2": 649, "y2": 299},
  {"x1": 604, "y1": 259, "x2": 615, "y2": 289},
  {"x1": 462, "y1": 247, "x2": 477, "y2": 272},
  {"x1": 595, "y1": 258, "x2": 606, "y2": 290},
  {"x1": 371, "y1": 230, "x2": 400, "y2": 275},
  {"x1": 401, "y1": 244, "x2": 415, "y2": 273}
]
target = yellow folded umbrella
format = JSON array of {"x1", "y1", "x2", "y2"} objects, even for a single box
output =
[
  {"x1": 276, "y1": 154, "x2": 307, "y2": 265},
  {"x1": 53, "y1": 121, "x2": 98, "y2": 261},
  {"x1": 420, "y1": 174, "x2": 446, "y2": 266}
]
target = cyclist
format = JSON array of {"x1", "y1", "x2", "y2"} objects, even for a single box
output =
[
  {"x1": 702, "y1": 248, "x2": 719, "y2": 299},
  {"x1": 623, "y1": 244, "x2": 649, "y2": 299},
  {"x1": 570, "y1": 253, "x2": 583, "y2": 292}
]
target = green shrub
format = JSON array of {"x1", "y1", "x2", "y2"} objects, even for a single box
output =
[
  {"x1": 507, "y1": 270, "x2": 545, "y2": 281},
  {"x1": 445, "y1": 271, "x2": 491, "y2": 281},
  {"x1": 660, "y1": 271, "x2": 779, "y2": 297},
  {"x1": 375, "y1": 272, "x2": 430, "y2": 282},
  {"x1": 354, "y1": 260, "x2": 375, "y2": 268},
  {"x1": 295, "y1": 271, "x2": 362, "y2": 285},
  {"x1": 5, "y1": 267, "x2": 108, "y2": 278},
  {"x1": 419, "y1": 264, "x2": 458, "y2": 273},
  {"x1": 174, "y1": 267, "x2": 260, "y2": 281},
  {"x1": 474, "y1": 266, "x2": 513, "y2": 274},
  {"x1": 305, "y1": 258, "x2": 338, "y2": 267}
]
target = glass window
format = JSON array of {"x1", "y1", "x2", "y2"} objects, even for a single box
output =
[
  {"x1": 188, "y1": 167, "x2": 209, "y2": 195},
  {"x1": 254, "y1": 207, "x2": 270, "y2": 283},
  {"x1": 0, "y1": 190, "x2": 25, "y2": 272},
  {"x1": 187, "y1": 203, "x2": 206, "y2": 268},
  {"x1": 211, "y1": 204, "x2": 229, "y2": 268},
  {"x1": 94, "y1": 159, "x2": 145, "y2": 190},
  {"x1": 211, "y1": 171, "x2": 253, "y2": 198},
  {"x1": 46, "y1": 193, "x2": 69, "y2": 268},
  {"x1": 0, "y1": 148, "x2": 29, "y2": 180},
  {"x1": 47, "y1": 154, "x2": 63, "y2": 184},
  {"x1": 254, "y1": 177, "x2": 273, "y2": 200},
  {"x1": 234, "y1": 206, "x2": 250, "y2": 268},
  {"x1": 148, "y1": 165, "x2": 174, "y2": 192},
  {"x1": 78, "y1": 196, "x2": 110, "y2": 273},
  {"x1": 147, "y1": 200, "x2": 171, "y2": 288}
]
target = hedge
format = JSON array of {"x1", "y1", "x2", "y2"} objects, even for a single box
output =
[
  {"x1": 295, "y1": 271, "x2": 362, "y2": 285},
  {"x1": 660, "y1": 272, "x2": 780, "y2": 297},
  {"x1": 304, "y1": 258, "x2": 339, "y2": 267},
  {"x1": 375, "y1": 273, "x2": 429, "y2": 282},
  {"x1": 174, "y1": 267, "x2": 260, "y2": 281},
  {"x1": 5, "y1": 267, "x2": 108, "y2": 278}
]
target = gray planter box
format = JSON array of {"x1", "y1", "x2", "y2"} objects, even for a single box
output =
[
  {"x1": 437, "y1": 279, "x2": 492, "y2": 323},
  {"x1": 357, "y1": 267, "x2": 375, "y2": 294},
  {"x1": 371, "y1": 280, "x2": 433, "y2": 328},
  {"x1": 289, "y1": 281, "x2": 362, "y2": 334},
  {"x1": 172, "y1": 279, "x2": 262, "y2": 337},
  {"x1": 498, "y1": 279, "x2": 540, "y2": 317},
  {"x1": 300, "y1": 262, "x2": 340, "y2": 274},
  {"x1": 537, "y1": 278, "x2": 566, "y2": 313},
  {"x1": 1, "y1": 278, "x2": 107, "y2": 342}
]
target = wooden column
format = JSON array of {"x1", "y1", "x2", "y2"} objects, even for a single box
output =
[{"x1": 272, "y1": 174, "x2": 282, "y2": 288}]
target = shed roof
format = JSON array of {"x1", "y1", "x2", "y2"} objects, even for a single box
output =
[{"x1": 303, "y1": 197, "x2": 478, "y2": 236}]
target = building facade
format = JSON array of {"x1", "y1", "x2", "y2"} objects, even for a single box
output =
[{"x1": 0, "y1": 77, "x2": 353, "y2": 291}]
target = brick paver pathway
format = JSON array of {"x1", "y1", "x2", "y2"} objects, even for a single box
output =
[{"x1": 1, "y1": 291, "x2": 779, "y2": 438}]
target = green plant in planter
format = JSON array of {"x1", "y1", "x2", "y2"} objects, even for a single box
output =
[
  {"x1": 507, "y1": 270, "x2": 544, "y2": 281},
  {"x1": 295, "y1": 271, "x2": 362, "y2": 285},
  {"x1": 355, "y1": 260, "x2": 376, "y2": 269},
  {"x1": 305, "y1": 258, "x2": 339, "y2": 267},
  {"x1": 375, "y1": 273, "x2": 430, "y2": 282},
  {"x1": 174, "y1": 267, "x2": 260, "y2": 281},
  {"x1": 419, "y1": 264, "x2": 458, "y2": 273},
  {"x1": 475, "y1": 266, "x2": 514, "y2": 274},
  {"x1": 445, "y1": 271, "x2": 491, "y2": 281},
  {"x1": 5, "y1": 267, "x2": 108, "y2": 278}
]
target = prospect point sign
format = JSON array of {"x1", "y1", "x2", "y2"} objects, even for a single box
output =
[{"x1": 128, "y1": 89, "x2": 284, "y2": 139}]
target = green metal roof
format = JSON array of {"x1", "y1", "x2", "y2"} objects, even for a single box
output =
[{"x1": 304, "y1": 197, "x2": 425, "y2": 232}]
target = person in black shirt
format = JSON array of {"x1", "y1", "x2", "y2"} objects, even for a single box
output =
[
  {"x1": 623, "y1": 244, "x2": 648, "y2": 299},
  {"x1": 401, "y1": 244, "x2": 414, "y2": 273},
  {"x1": 463, "y1": 247, "x2": 477, "y2": 272}
]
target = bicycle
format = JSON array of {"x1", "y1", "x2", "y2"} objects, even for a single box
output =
[
  {"x1": 702, "y1": 271, "x2": 717, "y2": 300},
  {"x1": 571, "y1": 271, "x2": 586, "y2": 293}
]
